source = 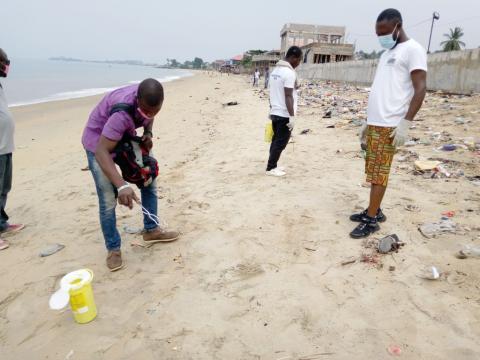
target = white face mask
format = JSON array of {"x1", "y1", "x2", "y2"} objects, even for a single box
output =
[{"x1": 378, "y1": 24, "x2": 399, "y2": 49}]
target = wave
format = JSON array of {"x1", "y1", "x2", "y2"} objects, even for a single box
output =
[{"x1": 9, "y1": 72, "x2": 194, "y2": 108}]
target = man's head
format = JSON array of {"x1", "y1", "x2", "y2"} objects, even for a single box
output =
[
  {"x1": 376, "y1": 9, "x2": 404, "y2": 49},
  {"x1": 285, "y1": 46, "x2": 303, "y2": 68},
  {"x1": 0, "y1": 48, "x2": 10, "y2": 78},
  {"x1": 137, "y1": 78, "x2": 164, "y2": 119}
]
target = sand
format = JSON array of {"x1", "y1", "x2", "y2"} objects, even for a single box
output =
[{"x1": 0, "y1": 72, "x2": 479, "y2": 359}]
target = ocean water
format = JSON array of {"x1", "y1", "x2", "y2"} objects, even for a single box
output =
[{"x1": 1, "y1": 58, "x2": 192, "y2": 107}]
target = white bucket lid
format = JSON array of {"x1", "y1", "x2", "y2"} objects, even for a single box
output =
[
  {"x1": 49, "y1": 269, "x2": 93, "y2": 310},
  {"x1": 60, "y1": 269, "x2": 93, "y2": 291}
]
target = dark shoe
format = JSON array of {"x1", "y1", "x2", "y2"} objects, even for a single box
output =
[
  {"x1": 143, "y1": 228, "x2": 180, "y2": 244},
  {"x1": 106, "y1": 250, "x2": 123, "y2": 272},
  {"x1": 350, "y1": 216, "x2": 380, "y2": 239},
  {"x1": 350, "y1": 208, "x2": 386, "y2": 223}
]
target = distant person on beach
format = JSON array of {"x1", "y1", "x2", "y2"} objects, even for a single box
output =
[
  {"x1": 82, "y1": 79, "x2": 180, "y2": 271},
  {"x1": 265, "y1": 46, "x2": 302, "y2": 177},
  {"x1": 264, "y1": 67, "x2": 270, "y2": 89},
  {"x1": 350, "y1": 8, "x2": 427, "y2": 238},
  {"x1": 0, "y1": 48, "x2": 25, "y2": 251},
  {"x1": 253, "y1": 69, "x2": 260, "y2": 87}
]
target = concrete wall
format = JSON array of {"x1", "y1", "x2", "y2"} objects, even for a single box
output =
[{"x1": 297, "y1": 48, "x2": 480, "y2": 94}]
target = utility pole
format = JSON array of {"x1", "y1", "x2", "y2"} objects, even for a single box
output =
[{"x1": 427, "y1": 12, "x2": 440, "y2": 53}]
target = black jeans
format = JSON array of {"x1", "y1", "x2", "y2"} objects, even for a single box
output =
[
  {"x1": 267, "y1": 115, "x2": 291, "y2": 171},
  {"x1": 0, "y1": 153, "x2": 12, "y2": 232}
]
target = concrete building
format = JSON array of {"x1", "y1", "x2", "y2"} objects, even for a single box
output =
[
  {"x1": 251, "y1": 50, "x2": 282, "y2": 72},
  {"x1": 281, "y1": 23, "x2": 346, "y2": 53},
  {"x1": 301, "y1": 42, "x2": 354, "y2": 64},
  {"x1": 280, "y1": 23, "x2": 354, "y2": 64}
]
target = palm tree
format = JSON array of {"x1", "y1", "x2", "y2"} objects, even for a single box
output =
[{"x1": 441, "y1": 27, "x2": 466, "y2": 52}]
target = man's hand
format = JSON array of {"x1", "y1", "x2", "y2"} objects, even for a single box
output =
[
  {"x1": 390, "y1": 119, "x2": 411, "y2": 147},
  {"x1": 359, "y1": 121, "x2": 368, "y2": 145},
  {"x1": 142, "y1": 134, "x2": 153, "y2": 151},
  {"x1": 118, "y1": 186, "x2": 140, "y2": 209},
  {"x1": 287, "y1": 116, "x2": 295, "y2": 131}
]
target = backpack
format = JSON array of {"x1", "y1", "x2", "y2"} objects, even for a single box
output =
[{"x1": 109, "y1": 103, "x2": 159, "y2": 189}]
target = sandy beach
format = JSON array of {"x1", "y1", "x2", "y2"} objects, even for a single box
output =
[{"x1": 1, "y1": 72, "x2": 480, "y2": 359}]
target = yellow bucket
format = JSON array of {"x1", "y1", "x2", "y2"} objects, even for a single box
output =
[
  {"x1": 264, "y1": 121, "x2": 274, "y2": 143},
  {"x1": 60, "y1": 269, "x2": 97, "y2": 324}
]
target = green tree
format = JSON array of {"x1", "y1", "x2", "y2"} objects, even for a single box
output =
[
  {"x1": 169, "y1": 59, "x2": 180, "y2": 68},
  {"x1": 193, "y1": 57, "x2": 204, "y2": 69},
  {"x1": 441, "y1": 27, "x2": 466, "y2": 52},
  {"x1": 183, "y1": 60, "x2": 193, "y2": 69}
]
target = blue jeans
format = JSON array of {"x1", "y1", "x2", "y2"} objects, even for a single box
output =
[{"x1": 86, "y1": 150, "x2": 159, "y2": 251}]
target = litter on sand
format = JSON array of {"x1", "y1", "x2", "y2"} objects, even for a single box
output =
[
  {"x1": 387, "y1": 345, "x2": 402, "y2": 356},
  {"x1": 377, "y1": 234, "x2": 404, "y2": 254},
  {"x1": 223, "y1": 101, "x2": 238, "y2": 106},
  {"x1": 418, "y1": 219, "x2": 457, "y2": 238},
  {"x1": 417, "y1": 266, "x2": 441, "y2": 280},
  {"x1": 455, "y1": 245, "x2": 480, "y2": 259},
  {"x1": 300, "y1": 129, "x2": 311, "y2": 135},
  {"x1": 414, "y1": 160, "x2": 441, "y2": 171},
  {"x1": 123, "y1": 225, "x2": 143, "y2": 234},
  {"x1": 40, "y1": 243, "x2": 65, "y2": 257}
]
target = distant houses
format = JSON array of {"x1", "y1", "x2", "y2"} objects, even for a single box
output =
[{"x1": 214, "y1": 23, "x2": 355, "y2": 73}]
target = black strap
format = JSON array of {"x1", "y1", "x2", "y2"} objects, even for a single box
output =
[{"x1": 109, "y1": 103, "x2": 135, "y2": 118}]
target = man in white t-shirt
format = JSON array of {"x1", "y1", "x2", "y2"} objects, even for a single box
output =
[
  {"x1": 0, "y1": 48, "x2": 25, "y2": 250},
  {"x1": 253, "y1": 69, "x2": 260, "y2": 87},
  {"x1": 350, "y1": 9, "x2": 427, "y2": 238},
  {"x1": 266, "y1": 46, "x2": 302, "y2": 177}
]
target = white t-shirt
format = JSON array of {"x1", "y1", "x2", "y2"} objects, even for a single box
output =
[
  {"x1": 367, "y1": 39, "x2": 427, "y2": 127},
  {"x1": 254, "y1": 71, "x2": 260, "y2": 79},
  {"x1": 269, "y1": 66, "x2": 297, "y2": 118},
  {"x1": 0, "y1": 84, "x2": 15, "y2": 155}
]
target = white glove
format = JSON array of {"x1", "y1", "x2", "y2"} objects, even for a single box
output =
[
  {"x1": 390, "y1": 119, "x2": 411, "y2": 147},
  {"x1": 358, "y1": 121, "x2": 368, "y2": 145},
  {"x1": 287, "y1": 116, "x2": 295, "y2": 131}
]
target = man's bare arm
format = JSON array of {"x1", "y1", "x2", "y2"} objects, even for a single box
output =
[{"x1": 405, "y1": 70, "x2": 427, "y2": 121}]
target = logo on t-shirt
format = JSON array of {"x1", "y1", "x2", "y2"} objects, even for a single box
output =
[{"x1": 387, "y1": 57, "x2": 396, "y2": 66}]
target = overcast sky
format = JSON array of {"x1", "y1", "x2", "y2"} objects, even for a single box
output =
[{"x1": 2, "y1": 0, "x2": 479, "y2": 63}]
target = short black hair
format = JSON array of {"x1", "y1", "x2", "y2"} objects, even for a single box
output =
[
  {"x1": 286, "y1": 46, "x2": 303, "y2": 59},
  {"x1": 0, "y1": 48, "x2": 8, "y2": 62},
  {"x1": 377, "y1": 8, "x2": 403, "y2": 24},
  {"x1": 138, "y1": 78, "x2": 164, "y2": 106}
]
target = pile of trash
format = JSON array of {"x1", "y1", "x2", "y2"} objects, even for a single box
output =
[{"x1": 297, "y1": 81, "x2": 368, "y2": 122}]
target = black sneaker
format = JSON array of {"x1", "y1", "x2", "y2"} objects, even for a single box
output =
[
  {"x1": 350, "y1": 208, "x2": 386, "y2": 223},
  {"x1": 350, "y1": 215, "x2": 380, "y2": 239}
]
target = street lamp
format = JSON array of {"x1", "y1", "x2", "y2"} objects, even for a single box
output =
[{"x1": 427, "y1": 11, "x2": 440, "y2": 53}]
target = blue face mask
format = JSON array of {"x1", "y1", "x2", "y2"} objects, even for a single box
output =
[{"x1": 378, "y1": 24, "x2": 399, "y2": 49}]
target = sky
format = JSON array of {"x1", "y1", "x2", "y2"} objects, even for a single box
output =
[{"x1": 2, "y1": 0, "x2": 479, "y2": 63}]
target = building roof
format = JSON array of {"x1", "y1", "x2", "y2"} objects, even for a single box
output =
[
  {"x1": 231, "y1": 54, "x2": 244, "y2": 61},
  {"x1": 281, "y1": 23, "x2": 346, "y2": 36},
  {"x1": 301, "y1": 42, "x2": 354, "y2": 50}
]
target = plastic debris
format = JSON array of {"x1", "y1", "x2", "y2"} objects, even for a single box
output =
[
  {"x1": 441, "y1": 210, "x2": 455, "y2": 218},
  {"x1": 418, "y1": 219, "x2": 457, "y2": 238},
  {"x1": 414, "y1": 160, "x2": 441, "y2": 171},
  {"x1": 441, "y1": 144, "x2": 457, "y2": 151},
  {"x1": 455, "y1": 245, "x2": 480, "y2": 259},
  {"x1": 387, "y1": 345, "x2": 402, "y2": 356},
  {"x1": 377, "y1": 234, "x2": 404, "y2": 254},
  {"x1": 40, "y1": 243, "x2": 65, "y2": 257},
  {"x1": 417, "y1": 266, "x2": 440, "y2": 280}
]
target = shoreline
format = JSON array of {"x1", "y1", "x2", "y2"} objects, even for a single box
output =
[{"x1": 7, "y1": 72, "x2": 194, "y2": 108}]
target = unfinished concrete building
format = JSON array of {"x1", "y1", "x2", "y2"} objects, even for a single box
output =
[
  {"x1": 280, "y1": 23, "x2": 354, "y2": 64},
  {"x1": 251, "y1": 50, "x2": 282, "y2": 72}
]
